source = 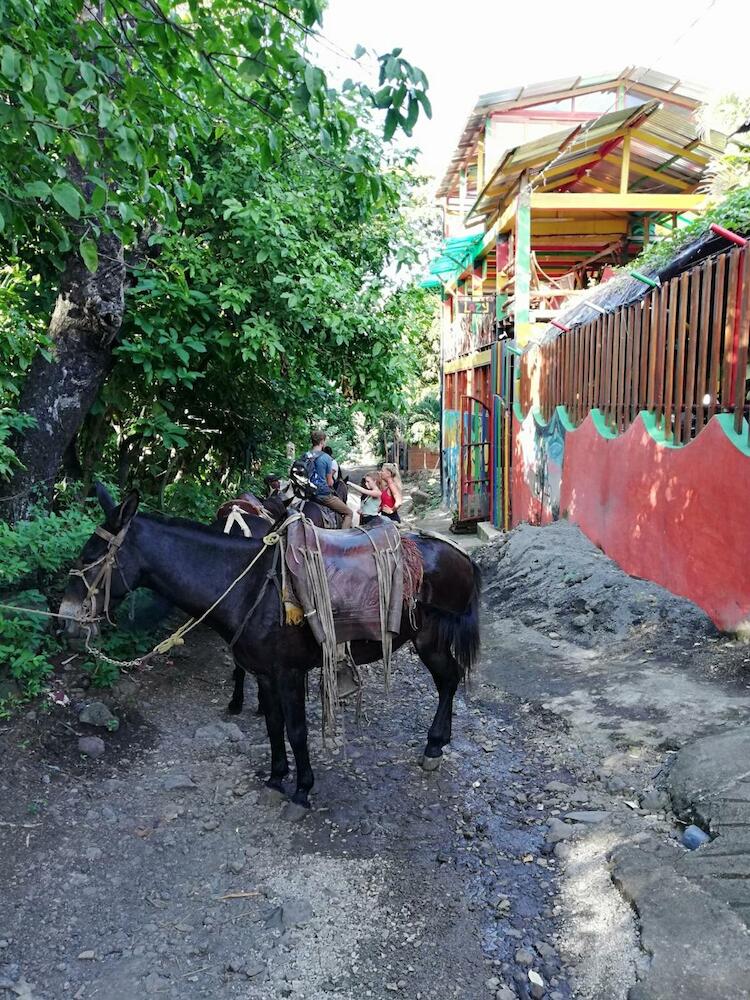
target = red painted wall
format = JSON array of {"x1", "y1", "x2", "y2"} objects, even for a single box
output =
[{"x1": 558, "y1": 414, "x2": 750, "y2": 632}]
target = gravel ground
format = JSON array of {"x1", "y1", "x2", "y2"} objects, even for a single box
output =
[
  {"x1": 3, "y1": 517, "x2": 750, "y2": 1000},
  {"x1": 0, "y1": 630, "x2": 574, "y2": 1000}
]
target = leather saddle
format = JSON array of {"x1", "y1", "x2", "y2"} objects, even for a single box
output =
[
  {"x1": 217, "y1": 492, "x2": 273, "y2": 536},
  {"x1": 284, "y1": 518, "x2": 419, "y2": 646}
]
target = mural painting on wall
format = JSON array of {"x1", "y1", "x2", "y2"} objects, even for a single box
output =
[
  {"x1": 442, "y1": 409, "x2": 460, "y2": 509},
  {"x1": 517, "y1": 408, "x2": 567, "y2": 524}
]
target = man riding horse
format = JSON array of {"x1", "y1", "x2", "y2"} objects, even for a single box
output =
[{"x1": 299, "y1": 430, "x2": 352, "y2": 528}]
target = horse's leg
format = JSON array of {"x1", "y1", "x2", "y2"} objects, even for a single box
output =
[
  {"x1": 278, "y1": 666, "x2": 314, "y2": 808},
  {"x1": 257, "y1": 673, "x2": 290, "y2": 791},
  {"x1": 227, "y1": 662, "x2": 245, "y2": 714},
  {"x1": 414, "y1": 616, "x2": 462, "y2": 763}
]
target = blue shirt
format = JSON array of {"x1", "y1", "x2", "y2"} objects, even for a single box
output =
[{"x1": 312, "y1": 451, "x2": 333, "y2": 496}]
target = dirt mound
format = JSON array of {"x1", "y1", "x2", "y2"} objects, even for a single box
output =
[{"x1": 475, "y1": 521, "x2": 715, "y2": 648}]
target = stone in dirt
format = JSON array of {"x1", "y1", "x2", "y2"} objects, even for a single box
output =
[
  {"x1": 194, "y1": 721, "x2": 243, "y2": 743},
  {"x1": 281, "y1": 898, "x2": 313, "y2": 928},
  {"x1": 565, "y1": 810, "x2": 607, "y2": 824},
  {"x1": 545, "y1": 818, "x2": 573, "y2": 845},
  {"x1": 163, "y1": 774, "x2": 196, "y2": 791},
  {"x1": 515, "y1": 948, "x2": 534, "y2": 966},
  {"x1": 682, "y1": 824, "x2": 710, "y2": 850},
  {"x1": 640, "y1": 788, "x2": 670, "y2": 812},
  {"x1": 78, "y1": 702, "x2": 118, "y2": 729},
  {"x1": 78, "y1": 736, "x2": 105, "y2": 758}
]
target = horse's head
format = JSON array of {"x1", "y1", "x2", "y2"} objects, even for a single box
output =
[{"x1": 59, "y1": 484, "x2": 142, "y2": 641}]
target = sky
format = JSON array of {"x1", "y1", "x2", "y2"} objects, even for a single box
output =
[{"x1": 316, "y1": 0, "x2": 750, "y2": 186}]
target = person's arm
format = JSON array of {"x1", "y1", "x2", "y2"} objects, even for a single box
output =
[
  {"x1": 391, "y1": 483, "x2": 403, "y2": 509},
  {"x1": 348, "y1": 482, "x2": 381, "y2": 498}
]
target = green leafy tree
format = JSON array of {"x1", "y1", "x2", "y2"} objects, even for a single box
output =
[{"x1": 0, "y1": 0, "x2": 431, "y2": 519}]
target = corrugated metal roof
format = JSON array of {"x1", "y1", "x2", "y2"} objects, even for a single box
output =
[
  {"x1": 436, "y1": 67, "x2": 713, "y2": 200},
  {"x1": 464, "y1": 101, "x2": 726, "y2": 225}
]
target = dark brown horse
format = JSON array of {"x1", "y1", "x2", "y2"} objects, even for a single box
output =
[{"x1": 60, "y1": 486, "x2": 481, "y2": 808}]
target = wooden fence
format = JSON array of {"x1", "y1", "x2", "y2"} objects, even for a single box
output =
[{"x1": 519, "y1": 246, "x2": 750, "y2": 445}]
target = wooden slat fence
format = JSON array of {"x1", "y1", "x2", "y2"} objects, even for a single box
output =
[{"x1": 520, "y1": 246, "x2": 750, "y2": 445}]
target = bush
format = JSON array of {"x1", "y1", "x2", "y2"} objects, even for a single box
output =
[
  {"x1": 0, "y1": 505, "x2": 98, "y2": 589},
  {"x1": 0, "y1": 590, "x2": 54, "y2": 698}
]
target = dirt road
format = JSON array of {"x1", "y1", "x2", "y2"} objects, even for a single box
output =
[{"x1": 2, "y1": 519, "x2": 750, "y2": 1000}]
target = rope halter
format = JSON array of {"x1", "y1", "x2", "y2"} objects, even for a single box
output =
[{"x1": 68, "y1": 521, "x2": 133, "y2": 626}]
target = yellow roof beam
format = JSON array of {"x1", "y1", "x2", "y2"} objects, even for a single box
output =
[
  {"x1": 580, "y1": 174, "x2": 621, "y2": 194},
  {"x1": 631, "y1": 129, "x2": 708, "y2": 165},
  {"x1": 532, "y1": 218, "x2": 628, "y2": 235},
  {"x1": 531, "y1": 192, "x2": 706, "y2": 212},
  {"x1": 602, "y1": 153, "x2": 693, "y2": 190}
]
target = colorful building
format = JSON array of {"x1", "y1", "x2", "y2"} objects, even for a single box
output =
[{"x1": 430, "y1": 69, "x2": 750, "y2": 632}]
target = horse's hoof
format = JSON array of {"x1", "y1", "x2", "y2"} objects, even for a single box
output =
[
  {"x1": 283, "y1": 801, "x2": 310, "y2": 822},
  {"x1": 421, "y1": 753, "x2": 442, "y2": 772},
  {"x1": 227, "y1": 701, "x2": 242, "y2": 715},
  {"x1": 260, "y1": 782, "x2": 287, "y2": 804}
]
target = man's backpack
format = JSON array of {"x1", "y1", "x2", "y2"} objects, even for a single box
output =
[{"x1": 289, "y1": 451, "x2": 321, "y2": 499}]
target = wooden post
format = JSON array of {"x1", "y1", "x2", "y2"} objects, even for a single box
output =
[
  {"x1": 620, "y1": 133, "x2": 631, "y2": 195},
  {"x1": 663, "y1": 278, "x2": 678, "y2": 441},
  {"x1": 695, "y1": 259, "x2": 712, "y2": 434},
  {"x1": 684, "y1": 266, "x2": 701, "y2": 440},
  {"x1": 733, "y1": 249, "x2": 750, "y2": 434},
  {"x1": 631, "y1": 303, "x2": 642, "y2": 421},
  {"x1": 708, "y1": 254, "x2": 726, "y2": 420},
  {"x1": 674, "y1": 272, "x2": 689, "y2": 444},
  {"x1": 514, "y1": 177, "x2": 532, "y2": 346},
  {"x1": 459, "y1": 166, "x2": 467, "y2": 219}
]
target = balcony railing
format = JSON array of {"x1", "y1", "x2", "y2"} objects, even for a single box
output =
[{"x1": 444, "y1": 295, "x2": 498, "y2": 361}]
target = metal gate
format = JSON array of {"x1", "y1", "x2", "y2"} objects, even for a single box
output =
[{"x1": 459, "y1": 394, "x2": 490, "y2": 523}]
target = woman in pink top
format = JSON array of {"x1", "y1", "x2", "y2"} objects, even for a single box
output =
[{"x1": 379, "y1": 463, "x2": 403, "y2": 522}]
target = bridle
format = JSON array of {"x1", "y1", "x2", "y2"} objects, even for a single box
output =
[{"x1": 68, "y1": 522, "x2": 134, "y2": 626}]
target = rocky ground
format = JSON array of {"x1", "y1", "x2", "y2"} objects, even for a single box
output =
[{"x1": 2, "y1": 517, "x2": 750, "y2": 1000}]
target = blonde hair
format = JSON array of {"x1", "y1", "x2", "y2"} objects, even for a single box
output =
[{"x1": 381, "y1": 462, "x2": 402, "y2": 486}]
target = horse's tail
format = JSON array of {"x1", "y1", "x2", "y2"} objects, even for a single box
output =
[{"x1": 433, "y1": 560, "x2": 481, "y2": 678}]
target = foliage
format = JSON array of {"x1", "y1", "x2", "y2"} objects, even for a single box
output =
[
  {"x1": 626, "y1": 187, "x2": 750, "y2": 275},
  {"x1": 0, "y1": 0, "x2": 429, "y2": 266},
  {"x1": 0, "y1": 0, "x2": 437, "y2": 497},
  {"x1": 86, "y1": 133, "x2": 436, "y2": 485},
  {"x1": 0, "y1": 590, "x2": 54, "y2": 697},
  {"x1": 0, "y1": 504, "x2": 98, "y2": 587}
]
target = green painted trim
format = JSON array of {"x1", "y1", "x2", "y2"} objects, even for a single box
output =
[
  {"x1": 588, "y1": 408, "x2": 618, "y2": 440},
  {"x1": 512, "y1": 404, "x2": 750, "y2": 456},
  {"x1": 555, "y1": 405, "x2": 577, "y2": 433},
  {"x1": 710, "y1": 413, "x2": 750, "y2": 456}
]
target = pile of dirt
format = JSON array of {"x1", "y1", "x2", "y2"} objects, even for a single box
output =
[{"x1": 475, "y1": 521, "x2": 715, "y2": 649}]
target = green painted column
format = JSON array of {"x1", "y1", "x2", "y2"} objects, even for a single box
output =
[{"x1": 514, "y1": 177, "x2": 532, "y2": 345}]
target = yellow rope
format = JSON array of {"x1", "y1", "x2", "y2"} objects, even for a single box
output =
[{"x1": 140, "y1": 531, "x2": 282, "y2": 658}]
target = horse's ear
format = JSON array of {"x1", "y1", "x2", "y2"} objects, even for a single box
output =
[
  {"x1": 114, "y1": 490, "x2": 140, "y2": 530},
  {"x1": 94, "y1": 481, "x2": 117, "y2": 516}
]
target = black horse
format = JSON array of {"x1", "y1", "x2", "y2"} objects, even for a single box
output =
[{"x1": 60, "y1": 486, "x2": 481, "y2": 808}]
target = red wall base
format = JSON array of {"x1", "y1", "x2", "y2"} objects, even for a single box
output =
[{"x1": 559, "y1": 414, "x2": 750, "y2": 632}]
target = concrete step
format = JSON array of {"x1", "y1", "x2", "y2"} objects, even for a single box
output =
[{"x1": 477, "y1": 521, "x2": 503, "y2": 544}]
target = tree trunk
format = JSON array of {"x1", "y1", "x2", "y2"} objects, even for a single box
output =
[{"x1": 0, "y1": 232, "x2": 125, "y2": 521}]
